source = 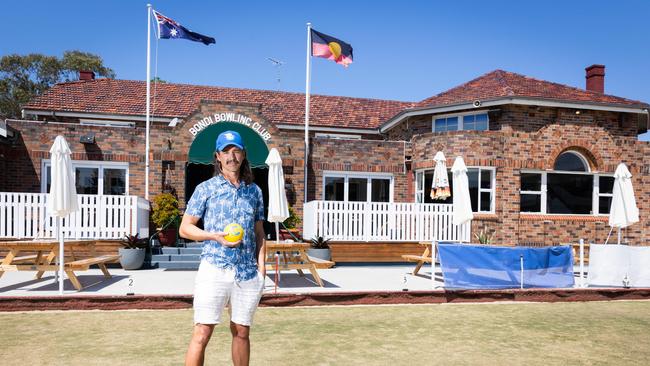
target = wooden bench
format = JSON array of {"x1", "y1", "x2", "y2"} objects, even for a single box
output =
[
  {"x1": 8, "y1": 255, "x2": 40, "y2": 264},
  {"x1": 306, "y1": 256, "x2": 335, "y2": 269},
  {"x1": 63, "y1": 254, "x2": 121, "y2": 290},
  {"x1": 402, "y1": 241, "x2": 437, "y2": 275}
]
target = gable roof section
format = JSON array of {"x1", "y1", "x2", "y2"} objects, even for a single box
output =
[
  {"x1": 416, "y1": 69, "x2": 648, "y2": 108},
  {"x1": 378, "y1": 69, "x2": 649, "y2": 133},
  {"x1": 22, "y1": 79, "x2": 412, "y2": 130}
]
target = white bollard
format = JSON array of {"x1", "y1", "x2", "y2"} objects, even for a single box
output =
[
  {"x1": 520, "y1": 255, "x2": 524, "y2": 289},
  {"x1": 579, "y1": 239, "x2": 585, "y2": 288}
]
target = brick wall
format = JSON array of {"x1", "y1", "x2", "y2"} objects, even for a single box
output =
[
  {"x1": 5, "y1": 101, "x2": 649, "y2": 246},
  {"x1": 399, "y1": 105, "x2": 649, "y2": 245}
]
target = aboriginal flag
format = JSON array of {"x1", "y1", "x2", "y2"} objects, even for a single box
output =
[{"x1": 310, "y1": 29, "x2": 353, "y2": 67}]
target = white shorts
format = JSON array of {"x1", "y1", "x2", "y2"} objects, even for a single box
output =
[{"x1": 193, "y1": 260, "x2": 264, "y2": 326}]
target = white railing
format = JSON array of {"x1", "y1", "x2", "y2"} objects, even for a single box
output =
[
  {"x1": 0, "y1": 192, "x2": 149, "y2": 240},
  {"x1": 303, "y1": 201, "x2": 471, "y2": 242}
]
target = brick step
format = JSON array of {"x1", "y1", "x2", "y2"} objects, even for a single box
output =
[
  {"x1": 151, "y1": 254, "x2": 201, "y2": 262},
  {"x1": 161, "y1": 247, "x2": 202, "y2": 255},
  {"x1": 149, "y1": 261, "x2": 200, "y2": 270}
]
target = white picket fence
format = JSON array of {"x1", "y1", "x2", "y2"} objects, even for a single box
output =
[
  {"x1": 303, "y1": 201, "x2": 471, "y2": 242},
  {"x1": 0, "y1": 192, "x2": 149, "y2": 240}
]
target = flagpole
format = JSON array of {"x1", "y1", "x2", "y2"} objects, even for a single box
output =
[
  {"x1": 145, "y1": 4, "x2": 152, "y2": 201},
  {"x1": 304, "y1": 22, "x2": 312, "y2": 204}
]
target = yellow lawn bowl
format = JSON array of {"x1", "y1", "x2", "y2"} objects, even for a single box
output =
[{"x1": 223, "y1": 223, "x2": 244, "y2": 242}]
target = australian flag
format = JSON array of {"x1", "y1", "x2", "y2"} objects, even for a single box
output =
[{"x1": 153, "y1": 10, "x2": 215, "y2": 45}]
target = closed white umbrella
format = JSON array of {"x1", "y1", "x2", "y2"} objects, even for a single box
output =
[
  {"x1": 265, "y1": 148, "x2": 290, "y2": 243},
  {"x1": 48, "y1": 135, "x2": 79, "y2": 294},
  {"x1": 608, "y1": 163, "x2": 639, "y2": 244},
  {"x1": 451, "y1": 156, "x2": 473, "y2": 228},
  {"x1": 431, "y1": 151, "x2": 450, "y2": 200}
]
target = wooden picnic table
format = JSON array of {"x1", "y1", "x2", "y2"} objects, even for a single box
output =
[
  {"x1": 0, "y1": 240, "x2": 120, "y2": 291},
  {"x1": 402, "y1": 241, "x2": 437, "y2": 275},
  {"x1": 265, "y1": 242, "x2": 334, "y2": 287}
]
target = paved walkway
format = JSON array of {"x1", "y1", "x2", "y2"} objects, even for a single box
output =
[{"x1": 0, "y1": 263, "x2": 590, "y2": 297}]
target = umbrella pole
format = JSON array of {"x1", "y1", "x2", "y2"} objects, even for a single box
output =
[
  {"x1": 617, "y1": 228, "x2": 621, "y2": 245},
  {"x1": 58, "y1": 217, "x2": 64, "y2": 295}
]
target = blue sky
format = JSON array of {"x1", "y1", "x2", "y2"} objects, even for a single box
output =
[{"x1": 4, "y1": 0, "x2": 650, "y2": 139}]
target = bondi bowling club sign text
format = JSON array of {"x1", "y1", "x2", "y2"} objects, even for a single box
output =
[{"x1": 188, "y1": 113, "x2": 272, "y2": 141}]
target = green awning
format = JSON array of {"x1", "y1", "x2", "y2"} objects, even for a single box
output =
[{"x1": 187, "y1": 122, "x2": 269, "y2": 168}]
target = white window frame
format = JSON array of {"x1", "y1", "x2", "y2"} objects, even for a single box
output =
[
  {"x1": 520, "y1": 169, "x2": 613, "y2": 216},
  {"x1": 41, "y1": 159, "x2": 130, "y2": 195},
  {"x1": 554, "y1": 151, "x2": 590, "y2": 172},
  {"x1": 594, "y1": 174, "x2": 614, "y2": 215},
  {"x1": 322, "y1": 171, "x2": 394, "y2": 202},
  {"x1": 414, "y1": 166, "x2": 496, "y2": 214},
  {"x1": 432, "y1": 111, "x2": 490, "y2": 133},
  {"x1": 520, "y1": 172, "x2": 547, "y2": 214}
]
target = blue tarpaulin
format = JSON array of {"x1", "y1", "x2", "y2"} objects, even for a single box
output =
[{"x1": 437, "y1": 243, "x2": 575, "y2": 289}]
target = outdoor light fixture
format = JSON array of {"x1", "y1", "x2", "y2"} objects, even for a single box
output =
[
  {"x1": 80, "y1": 132, "x2": 95, "y2": 144},
  {"x1": 575, "y1": 110, "x2": 581, "y2": 115},
  {"x1": 168, "y1": 117, "x2": 180, "y2": 127}
]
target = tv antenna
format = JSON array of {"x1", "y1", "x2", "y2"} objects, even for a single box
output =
[{"x1": 267, "y1": 57, "x2": 285, "y2": 91}]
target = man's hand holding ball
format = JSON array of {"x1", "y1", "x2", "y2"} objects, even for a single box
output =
[{"x1": 214, "y1": 223, "x2": 244, "y2": 247}]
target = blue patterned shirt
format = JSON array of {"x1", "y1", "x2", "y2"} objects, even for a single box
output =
[{"x1": 185, "y1": 175, "x2": 265, "y2": 281}]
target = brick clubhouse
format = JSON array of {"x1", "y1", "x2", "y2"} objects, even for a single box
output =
[{"x1": 3, "y1": 64, "x2": 649, "y2": 248}]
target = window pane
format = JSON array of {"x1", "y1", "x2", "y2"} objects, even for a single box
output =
[
  {"x1": 348, "y1": 178, "x2": 368, "y2": 202},
  {"x1": 480, "y1": 170, "x2": 491, "y2": 189},
  {"x1": 480, "y1": 192, "x2": 491, "y2": 212},
  {"x1": 447, "y1": 117, "x2": 458, "y2": 131},
  {"x1": 599, "y1": 197, "x2": 612, "y2": 215},
  {"x1": 464, "y1": 115, "x2": 475, "y2": 123},
  {"x1": 475, "y1": 119, "x2": 488, "y2": 131},
  {"x1": 324, "y1": 177, "x2": 344, "y2": 201},
  {"x1": 435, "y1": 119, "x2": 446, "y2": 132},
  {"x1": 554, "y1": 152, "x2": 588, "y2": 172},
  {"x1": 599, "y1": 176, "x2": 614, "y2": 194},
  {"x1": 416, "y1": 172, "x2": 423, "y2": 191},
  {"x1": 467, "y1": 169, "x2": 478, "y2": 211},
  {"x1": 103, "y1": 169, "x2": 126, "y2": 195},
  {"x1": 547, "y1": 173, "x2": 592, "y2": 214},
  {"x1": 521, "y1": 173, "x2": 541, "y2": 191},
  {"x1": 46, "y1": 166, "x2": 51, "y2": 193},
  {"x1": 475, "y1": 113, "x2": 488, "y2": 123},
  {"x1": 520, "y1": 194, "x2": 541, "y2": 212},
  {"x1": 75, "y1": 167, "x2": 98, "y2": 194},
  {"x1": 371, "y1": 179, "x2": 390, "y2": 202}
]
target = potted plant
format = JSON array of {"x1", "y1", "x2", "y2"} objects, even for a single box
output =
[
  {"x1": 151, "y1": 192, "x2": 180, "y2": 246},
  {"x1": 279, "y1": 206, "x2": 302, "y2": 241},
  {"x1": 119, "y1": 234, "x2": 148, "y2": 270},
  {"x1": 307, "y1": 236, "x2": 331, "y2": 261}
]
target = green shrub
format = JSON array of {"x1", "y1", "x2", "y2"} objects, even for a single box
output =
[
  {"x1": 283, "y1": 206, "x2": 301, "y2": 229},
  {"x1": 151, "y1": 193, "x2": 179, "y2": 229}
]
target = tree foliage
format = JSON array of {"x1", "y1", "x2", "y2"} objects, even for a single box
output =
[{"x1": 0, "y1": 51, "x2": 115, "y2": 118}]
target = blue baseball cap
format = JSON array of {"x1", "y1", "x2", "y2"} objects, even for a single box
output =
[{"x1": 215, "y1": 130, "x2": 245, "y2": 152}]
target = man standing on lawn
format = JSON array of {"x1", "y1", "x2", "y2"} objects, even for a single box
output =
[{"x1": 180, "y1": 130, "x2": 266, "y2": 366}]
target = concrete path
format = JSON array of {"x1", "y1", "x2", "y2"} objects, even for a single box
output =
[{"x1": 0, "y1": 263, "x2": 449, "y2": 296}]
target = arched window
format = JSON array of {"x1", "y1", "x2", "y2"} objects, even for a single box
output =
[{"x1": 554, "y1": 151, "x2": 589, "y2": 172}]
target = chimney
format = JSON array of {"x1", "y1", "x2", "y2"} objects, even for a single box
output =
[
  {"x1": 585, "y1": 64, "x2": 605, "y2": 93},
  {"x1": 79, "y1": 70, "x2": 95, "y2": 81}
]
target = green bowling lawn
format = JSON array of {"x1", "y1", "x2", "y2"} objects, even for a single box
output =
[{"x1": 2, "y1": 301, "x2": 650, "y2": 365}]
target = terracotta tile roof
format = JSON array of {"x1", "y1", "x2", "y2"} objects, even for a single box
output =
[
  {"x1": 23, "y1": 79, "x2": 413, "y2": 130},
  {"x1": 416, "y1": 69, "x2": 648, "y2": 109}
]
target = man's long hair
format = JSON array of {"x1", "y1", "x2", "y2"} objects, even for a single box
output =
[{"x1": 214, "y1": 152, "x2": 254, "y2": 185}]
